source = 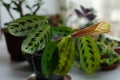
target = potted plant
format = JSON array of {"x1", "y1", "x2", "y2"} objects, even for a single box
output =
[
  {"x1": 0, "y1": 0, "x2": 43, "y2": 61},
  {"x1": 114, "y1": 47, "x2": 120, "y2": 55},
  {"x1": 74, "y1": 5, "x2": 120, "y2": 74},
  {"x1": 6, "y1": 13, "x2": 110, "y2": 80},
  {"x1": 98, "y1": 34, "x2": 120, "y2": 55},
  {"x1": 97, "y1": 41, "x2": 120, "y2": 71},
  {"x1": 75, "y1": 33, "x2": 120, "y2": 73}
]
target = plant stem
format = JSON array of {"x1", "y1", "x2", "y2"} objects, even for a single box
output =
[
  {"x1": 19, "y1": 1, "x2": 23, "y2": 17},
  {"x1": 8, "y1": 9, "x2": 14, "y2": 20},
  {"x1": 33, "y1": 5, "x2": 40, "y2": 15},
  {"x1": 0, "y1": 0, "x2": 14, "y2": 20}
]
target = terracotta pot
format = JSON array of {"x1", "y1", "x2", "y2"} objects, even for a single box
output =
[
  {"x1": 100, "y1": 54, "x2": 119, "y2": 71},
  {"x1": 100, "y1": 62, "x2": 119, "y2": 71},
  {"x1": 2, "y1": 28, "x2": 25, "y2": 61},
  {"x1": 114, "y1": 47, "x2": 120, "y2": 55}
]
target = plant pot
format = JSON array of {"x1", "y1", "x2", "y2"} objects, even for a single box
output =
[
  {"x1": 24, "y1": 54, "x2": 34, "y2": 67},
  {"x1": 32, "y1": 50, "x2": 64, "y2": 80},
  {"x1": 2, "y1": 28, "x2": 25, "y2": 61},
  {"x1": 100, "y1": 62, "x2": 119, "y2": 71},
  {"x1": 100, "y1": 54, "x2": 119, "y2": 71},
  {"x1": 24, "y1": 49, "x2": 44, "y2": 67},
  {"x1": 32, "y1": 51, "x2": 47, "y2": 80},
  {"x1": 114, "y1": 47, "x2": 120, "y2": 55},
  {"x1": 27, "y1": 73, "x2": 72, "y2": 80}
]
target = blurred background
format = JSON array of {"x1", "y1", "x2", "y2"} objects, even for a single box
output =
[
  {"x1": 0, "y1": 0, "x2": 120, "y2": 37},
  {"x1": 93, "y1": 0, "x2": 120, "y2": 38}
]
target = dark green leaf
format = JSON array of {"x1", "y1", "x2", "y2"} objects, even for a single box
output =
[
  {"x1": 25, "y1": 5, "x2": 32, "y2": 10},
  {"x1": 52, "y1": 26, "x2": 75, "y2": 36},
  {"x1": 41, "y1": 40, "x2": 58, "y2": 77}
]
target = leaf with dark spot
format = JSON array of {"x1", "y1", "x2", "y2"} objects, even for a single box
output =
[
  {"x1": 8, "y1": 15, "x2": 47, "y2": 36},
  {"x1": 77, "y1": 36, "x2": 100, "y2": 74}
]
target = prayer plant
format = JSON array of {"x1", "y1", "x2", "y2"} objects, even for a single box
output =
[{"x1": 7, "y1": 15, "x2": 110, "y2": 77}]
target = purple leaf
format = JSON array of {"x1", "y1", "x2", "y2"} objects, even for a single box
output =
[
  {"x1": 86, "y1": 14, "x2": 96, "y2": 21},
  {"x1": 81, "y1": 5, "x2": 93, "y2": 14},
  {"x1": 75, "y1": 9, "x2": 83, "y2": 17}
]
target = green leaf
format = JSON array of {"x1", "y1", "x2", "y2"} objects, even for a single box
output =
[
  {"x1": 54, "y1": 36, "x2": 75, "y2": 75},
  {"x1": 21, "y1": 24, "x2": 52, "y2": 54},
  {"x1": 41, "y1": 40, "x2": 58, "y2": 77},
  {"x1": 25, "y1": 5, "x2": 32, "y2": 10},
  {"x1": 52, "y1": 26, "x2": 75, "y2": 36},
  {"x1": 7, "y1": 15, "x2": 47, "y2": 37},
  {"x1": 100, "y1": 55, "x2": 120, "y2": 65},
  {"x1": 77, "y1": 36, "x2": 100, "y2": 74}
]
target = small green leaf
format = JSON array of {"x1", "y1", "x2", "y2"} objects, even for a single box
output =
[
  {"x1": 25, "y1": 5, "x2": 32, "y2": 10},
  {"x1": 52, "y1": 26, "x2": 75, "y2": 36}
]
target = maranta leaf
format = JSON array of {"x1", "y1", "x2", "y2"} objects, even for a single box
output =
[
  {"x1": 77, "y1": 36, "x2": 100, "y2": 74},
  {"x1": 52, "y1": 26, "x2": 75, "y2": 36},
  {"x1": 71, "y1": 21, "x2": 110, "y2": 38},
  {"x1": 8, "y1": 15, "x2": 47, "y2": 36},
  {"x1": 22, "y1": 24, "x2": 52, "y2": 54},
  {"x1": 41, "y1": 40, "x2": 58, "y2": 77},
  {"x1": 54, "y1": 36, "x2": 75, "y2": 75}
]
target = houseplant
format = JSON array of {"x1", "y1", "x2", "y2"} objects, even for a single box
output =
[
  {"x1": 7, "y1": 13, "x2": 110, "y2": 80},
  {"x1": 97, "y1": 34, "x2": 120, "y2": 55},
  {"x1": 74, "y1": 5, "x2": 120, "y2": 74},
  {"x1": 97, "y1": 41, "x2": 120, "y2": 71},
  {"x1": 96, "y1": 35, "x2": 120, "y2": 71},
  {"x1": 0, "y1": 0, "x2": 43, "y2": 61},
  {"x1": 74, "y1": 33, "x2": 120, "y2": 74}
]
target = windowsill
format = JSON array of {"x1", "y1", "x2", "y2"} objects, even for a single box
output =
[{"x1": 1, "y1": 34, "x2": 120, "y2": 80}]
